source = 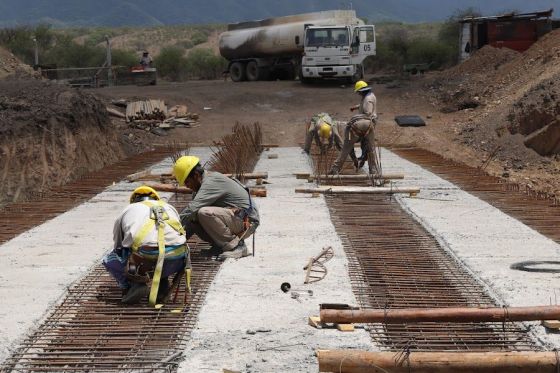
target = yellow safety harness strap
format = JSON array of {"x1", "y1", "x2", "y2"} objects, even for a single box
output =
[{"x1": 148, "y1": 205, "x2": 166, "y2": 307}]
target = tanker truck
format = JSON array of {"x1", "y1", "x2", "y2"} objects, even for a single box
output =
[{"x1": 218, "y1": 10, "x2": 376, "y2": 83}]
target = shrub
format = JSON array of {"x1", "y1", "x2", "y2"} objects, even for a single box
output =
[
  {"x1": 43, "y1": 35, "x2": 105, "y2": 67},
  {"x1": 190, "y1": 31, "x2": 208, "y2": 46},
  {"x1": 407, "y1": 38, "x2": 455, "y2": 69},
  {"x1": 184, "y1": 48, "x2": 227, "y2": 80},
  {"x1": 154, "y1": 46, "x2": 187, "y2": 81},
  {"x1": 111, "y1": 49, "x2": 138, "y2": 67}
]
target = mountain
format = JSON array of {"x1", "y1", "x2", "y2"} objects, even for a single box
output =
[{"x1": 1, "y1": 0, "x2": 559, "y2": 27}]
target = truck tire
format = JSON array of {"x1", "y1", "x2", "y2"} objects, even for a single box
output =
[
  {"x1": 230, "y1": 62, "x2": 246, "y2": 82},
  {"x1": 246, "y1": 61, "x2": 259, "y2": 81}
]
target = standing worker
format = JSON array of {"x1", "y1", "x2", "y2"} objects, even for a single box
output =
[
  {"x1": 103, "y1": 186, "x2": 190, "y2": 305},
  {"x1": 329, "y1": 80, "x2": 378, "y2": 175},
  {"x1": 173, "y1": 156, "x2": 259, "y2": 260}
]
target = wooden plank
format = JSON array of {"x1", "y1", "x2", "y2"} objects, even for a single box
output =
[
  {"x1": 145, "y1": 182, "x2": 267, "y2": 197},
  {"x1": 295, "y1": 173, "x2": 404, "y2": 180},
  {"x1": 308, "y1": 316, "x2": 323, "y2": 329},
  {"x1": 295, "y1": 186, "x2": 420, "y2": 196},
  {"x1": 336, "y1": 324, "x2": 355, "y2": 332}
]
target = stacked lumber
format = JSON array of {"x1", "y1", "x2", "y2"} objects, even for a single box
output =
[{"x1": 126, "y1": 100, "x2": 167, "y2": 122}]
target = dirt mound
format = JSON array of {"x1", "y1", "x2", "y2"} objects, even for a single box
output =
[
  {"x1": 427, "y1": 29, "x2": 560, "y2": 159},
  {"x1": 0, "y1": 46, "x2": 39, "y2": 80},
  {"x1": 0, "y1": 80, "x2": 125, "y2": 206},
  {"x1": 442, "y1": 45, "x2": 520, "y2": 78}
]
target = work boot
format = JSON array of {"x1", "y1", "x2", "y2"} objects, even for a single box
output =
[
  {"x1": 121, "y1": 282, "x2": 148, "y2": 304},
  {"x1": 358, "y1": 158, "x2": 366, "y2": 169},
  {"x1": 201, "y1": 244, "x2": 223, "y2": 258},
  {"x1": 218, "y1": 240, "x2": 249, "y2": 260}
]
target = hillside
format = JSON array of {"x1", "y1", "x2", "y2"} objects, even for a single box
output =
[{"x1": 0, "y1": 0, "x2": 559, "y2": 27}]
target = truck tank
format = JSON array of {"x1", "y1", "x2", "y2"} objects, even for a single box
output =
[{"x1": 219, "y1": 10, "x2": 360, "y2": 61}]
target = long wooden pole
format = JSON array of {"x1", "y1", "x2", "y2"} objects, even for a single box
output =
[
  {"x1": 320, "y1": 305, "x2": 560, "y2": 324},
  {"x1": 317, "y1": 350, "x2": 559, "y2": 373},
  {"x1": 295, "y1": 186, "x2": 420, "y2": 195},
  {"x1": 127, "y1": 171, "x2": 268, "y2": 182},
  {"x1": 145, "y1": 182, "x2": 266, "y2": 197},
  {"x1": 294, "y1": 173, "x2": 404, "y2": 180}
]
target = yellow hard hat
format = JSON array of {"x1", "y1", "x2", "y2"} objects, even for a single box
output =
[
  {"x1": 173, "y1": 155, "x2": 200, "y2": 186},
  {"x1": 318, "y1": 123, "x2": 332, "y2": 140},
  {"x1": 354, "y1": 80, "x2": 368, "y2": 92},
  {"x1": 130, "y1": 185, "x2": 160, "y2": 204}
]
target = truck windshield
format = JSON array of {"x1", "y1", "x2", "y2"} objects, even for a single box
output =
[{"x1": 305, "y1": 28, "x2": 349, "y2": 47}]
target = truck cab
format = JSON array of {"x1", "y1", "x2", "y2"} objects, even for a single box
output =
[{"x1": 300, "y1": 25, "x2": 376, "y2": 83}]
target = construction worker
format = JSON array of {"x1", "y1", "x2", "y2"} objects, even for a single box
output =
[
  {"x1": 173, "y1": 156, "x2": 259, "y2": 260},
  {"x1": 329, "y1": 80, "x2": 378, "y2": 175},
  {"x1": 102, "y1": 186, "x2": 189, "y2": 305},
  {"x1": 304, "y1": 112, "x2": 337, "y2": 154}
]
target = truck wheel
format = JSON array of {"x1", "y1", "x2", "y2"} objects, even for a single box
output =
[
  {"x1": 230, "y1": 62, "x2": 246, "y2": 82},
  {"x1": 246, "y1": 61, "x2": 260, "y2": 81}
]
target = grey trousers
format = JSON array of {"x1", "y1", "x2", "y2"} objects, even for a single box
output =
[
  {"x1": 330, "y1": 119, "x2": 375, "y2": 174},
  {"x1": 185, "y1": 206, "x2": 245, "y2": 251}
]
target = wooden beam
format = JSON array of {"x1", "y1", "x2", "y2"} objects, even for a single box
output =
[
  {"x1": 295, "y1": 186, "x2": 419, "y2": 196},
  {"x1": 294, "y1": 173, "x2": 404, "y2": 180},
  {"x1": 145, "y1": 182, "x2": 267, "y2": 197},
  {"x1": 127, "y1": 171, "x2": 269, "y2": 182},
  {"x1": 317, "y1": 350, "x2": 559, "y2": 373},
  {"x1": 320, "y1": 305, "x2": 560, "y2": 324}
]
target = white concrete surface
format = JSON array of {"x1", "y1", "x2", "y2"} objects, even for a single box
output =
[
  {"x1": 380, "y1": 148, "x2": 560, "y2": 348},
  {"x1": 0, "y1": 148, "x2": 214, "y2": 364},
  {"x1": 178, "y1": 147, "x2": 373, "y2": 373},
  {"x1": 4, "y1": 144, "x2": 560, "y2": 369}
]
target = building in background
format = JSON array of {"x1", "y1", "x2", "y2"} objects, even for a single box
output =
[{"x1": 459, "y1": 9, "x2": 559, "y2": 61}]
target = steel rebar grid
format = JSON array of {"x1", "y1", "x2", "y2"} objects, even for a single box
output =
[
  {"x1": 326, "y1": 194, "x2": 538, "y2": 352},
  {"x1": 1, "y1": 135, "x2": 264, "y2": 372},
  {"x1": 0, "y1": 147, "x2": 177, "y2": 246},
  {"x1": 392, "y1": 147, "x2": 560, "y2": 243},
  {"x1": 0, "y1": 192, "x2": 221, "y2": 373},
  {"x1": 307, "y1": 147, "x2": 538, "y2": 352}
]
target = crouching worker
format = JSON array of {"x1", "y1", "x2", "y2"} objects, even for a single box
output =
[
  {"x1": 173, "y1": 155, "x2": 260, "y2": 260},
  {"x1": 304, "y1": 112, "x2": 336, "y2": 154},
  {"x1": 103, "y1": 186, "x2": 190, "y2": 305}
]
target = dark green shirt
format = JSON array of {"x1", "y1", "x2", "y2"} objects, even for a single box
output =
[{"x1": 180, "y1": 171, "x2": 260, "y2": 224}]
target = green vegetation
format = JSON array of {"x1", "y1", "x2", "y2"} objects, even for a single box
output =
[
  {"x1": 0, "y1": 15, "x2": 474, "y2": 79},
  {"x1": 154, "y1": 46, "x2": 227, "y2": 81},
  {"x1": 366, "y1": 9, "x2": 480, "y2": 73},
  {"x1": 0, "y1": 23, "x2": 226, "y2": 81},
  {"x1": 154, "y1": 46, "x2": 186, "y2": 80}
]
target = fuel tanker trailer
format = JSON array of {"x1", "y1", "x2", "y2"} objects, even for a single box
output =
[{"x1": 219, "y1": 10, "x2": 375, "y2": 82}]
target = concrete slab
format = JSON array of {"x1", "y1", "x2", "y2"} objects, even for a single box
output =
[
  {"x1": 178, "y1": 147, "x2": 373, "y2": 373},
  {"x1": 381, "y1": 148, "x2": 560, "y2": 348},
  {"x1": 0, "y1": 148, "x2": 213, "y2": 364}
]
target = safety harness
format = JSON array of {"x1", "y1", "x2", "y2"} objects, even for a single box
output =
[{"x1": 130, "y1": 200, "x2": 191, "y2": 307}]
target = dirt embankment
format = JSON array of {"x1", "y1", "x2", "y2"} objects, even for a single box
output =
[
  {"x1": 0, "y1": 80, "x2": 126, "y2": 206},
  {"x1": 422, "y1": 30, "x2": 560, "y2": 195},
  {"x1": 0, "y1": 46, "x2": 40, "y2": 80}
]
